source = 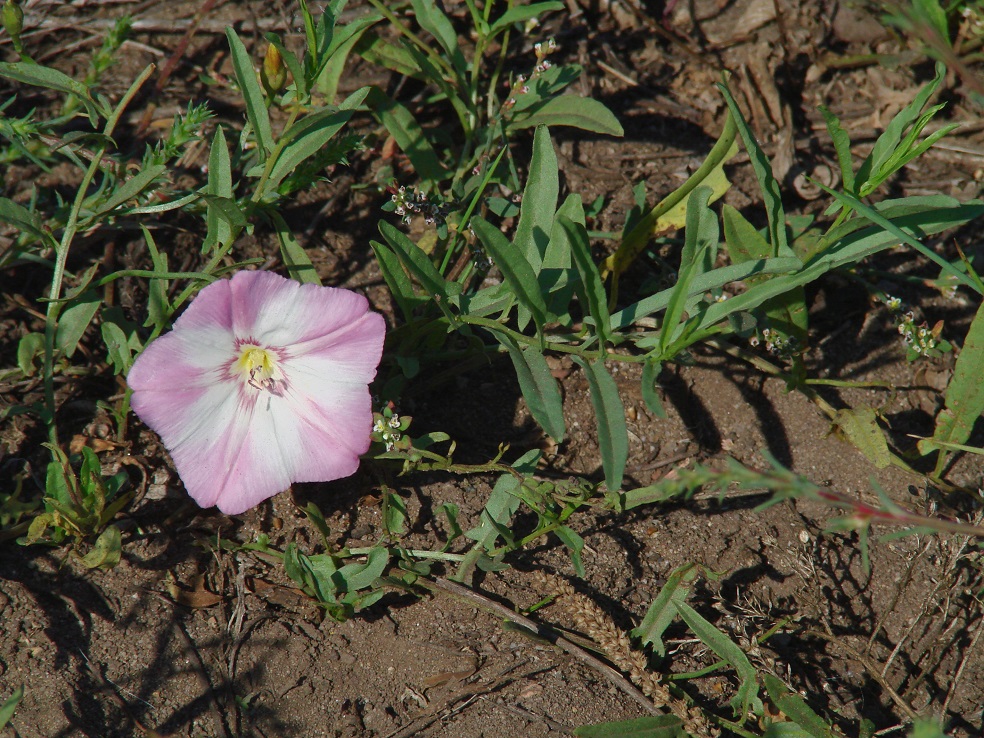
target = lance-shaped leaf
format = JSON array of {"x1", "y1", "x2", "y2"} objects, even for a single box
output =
[
  {"x1": 560, "y1": 214, "x2": 611, "y2": 348},
  {"x1": 919, "y1": 301, "x2": 984, "y2": 457},
  {"x1": 509, "y1": 95, "x2": 624, "y2": 137},
  {"x1": 226, "y1": 27, "x2": 273, "y2": 159},
  {"x1": 497, "y1": 333, "x2": 565, "y2": 441},
  {"x1": 572, "y1": 356, "x2": 627, "y2": 492},
  {"x1": 365, "y1": 87, "x2": 446, "y2": 184},
  {"x1": 472, "y1": 215, "x2": 548, "y2": 334}
]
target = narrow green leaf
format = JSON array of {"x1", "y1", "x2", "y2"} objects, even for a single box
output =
[
  {"x1": 203, "y1": 125, "x2": 234, "y2": 254},
  {"x1": 0, "y1": 197, "x2": 47, "y2": 242},
  {"x1": 490, "y1": 2, "x2": 565, "y2": 35},
  {"x1": 762, "y1": 674, "x2": 837, "y2": 738},
  {"x1": 315, "y1": 13, "x2": 382, "y2": 101},
  {"x1": 225, "y1": 27, "x2": 274, "y2": 158},
  {"x1": 269, "y1": 211, "x2": 320, "y2": 284},
  {"x1": 366, "y1": 87, "x2": 446, "y2": 184},
  {"x1": 574, "y1": 715, "x2": 687, "y2": 738},
  {"x1": 515, "y1": 125, "x2": 559, "y2": 269},
  {"x1": 378, "y1": 220, "x2": 454, "y2": 309},
  {"x1": 266, "y1": 87, "x2": 369, "y2": 190},
  {"x1": 658, "y1": 186, "x2": 716, "y2": 355},
  {"x1": 101, "y1": 321, "x2": 132, "y2": 375},
  {"x1": 818, "y1": 105, "x2": 855, "y2": 193},
  {"x1": 0, "y1": 684, "x2": 24, "y2": 730},
  {"x1": 370, "y1": 240, "x2": 426, "y2": 322},
  {"x1": 472, "y1": 215, "x2": 548, "y2": 334},
  {"x1": 0, "y1": 61, "x2": 101, "y2": 123},
  {"x1": 510, "y1": 95, "x2": 624, "y2": 137},
  {"x1": 409, "y1": 0, "x2": 467, "y2": 75},
  {"x1": 560, "y1": 215, "x2": 611, "y2": 348},
  {"x1": 572, "y1": 356, "x2": 627, "y2": 492},
  {"x1": 497, "y1": 334, "x2": 566, "y2": 441},
  {"x1": 354, "y1": 30, "x2": 425, "y2": 79},
  {"x1": 640, "y1": 359, "x2": 667, "y2": 418},
  {"x1": 861, "y1": 62, "x2": 944, "y2": 187},
  {"x1": 90, "y1": 164, "x2": 166, "y2": 217},
  {"x1": 674, "y1": 600, "x2": 758, "y2": 715},
  {"x1": 920, "y1": 301, "x2": 984, "y2": 454},
  {"x1": 633, "y1": 563, "x2": 697, "y2": 656},
  {"x1": 717, "y1": 82, "x2": 790, "y2": 257},
  {"x1": 555, "y1": 526, "x2": 585, "y2": 577}
]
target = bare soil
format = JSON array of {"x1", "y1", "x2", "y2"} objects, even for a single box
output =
[{"x1": 3, "y1": 1, "x2": 984, "y2": 737}]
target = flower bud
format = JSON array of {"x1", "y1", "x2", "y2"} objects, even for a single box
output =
[
  {"x1": 260, "y1": 43, "x2": 287, "y2": 96},
  {"x1": 2, "y1": 0, "x2": 24, "y2": 54}
]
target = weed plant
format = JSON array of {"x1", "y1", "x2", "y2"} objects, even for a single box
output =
[{"x1": 1, "y1": 0, "x2": 983, "y2": 735}]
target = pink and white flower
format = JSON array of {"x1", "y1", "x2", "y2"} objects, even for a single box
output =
[{"x1": 127, "y1": 270, "x2": 386, "y2": 515}]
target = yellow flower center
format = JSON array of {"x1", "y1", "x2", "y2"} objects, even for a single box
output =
[{"x1": 235, "y1": 345, "x2": 283, "y2": 394}]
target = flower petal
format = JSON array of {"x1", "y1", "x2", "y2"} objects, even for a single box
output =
[{"x1": 127, "y1": 270, "x2": 386, "y2": 515}]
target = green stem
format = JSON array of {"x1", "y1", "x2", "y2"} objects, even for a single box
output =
[{"x1": 43, "y1": 147, "x2": 107, "y2": 443}]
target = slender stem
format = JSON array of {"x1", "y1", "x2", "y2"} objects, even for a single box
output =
[{"x1": 43, "y1": 148, "x2": 107, "y2": 443}]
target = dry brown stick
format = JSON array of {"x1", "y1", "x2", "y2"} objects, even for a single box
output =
[{"x1": 423, "y1": 577, "x2": 663, "y2": 717}]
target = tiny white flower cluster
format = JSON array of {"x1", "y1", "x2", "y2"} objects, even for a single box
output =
[
  {"x1": 883, "y1": 295, "x2": 943, "y2": 358},
  {"x1": 390, "y1": 185, "x2": 448, "y2": 226},
  {"x1": 750, "y1": 327, "x2": 800, "y2": 360},
  {"x1": 502, "y1": 38, "x2": 558, "y2": 112},
  {"x1": 373, "y1": 414, "x2": 402, "y2": 451}
]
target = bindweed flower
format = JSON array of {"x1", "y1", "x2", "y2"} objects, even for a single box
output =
[{"x1": 127, "y1": 271, "x2": 385, "y2": 515}]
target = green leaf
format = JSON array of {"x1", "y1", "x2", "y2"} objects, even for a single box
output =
[
  {"x1": 266, "y1": 87, "x2": 369, "y2": 191},
  {"x1": 762, "y1": 674, "x2": 837, "y2": 738},
  {"x1": 0, "y1": 685, "x2": 24, "y2": 730},
  {"x1": 633, "y1": 563, "x2": 697, "y2": 657},
  {"x1": 269, "y1": 210, "x2": 320, "y2": 284},
  {"x1": 464, "y1": 473, "x2": 522, "y2": 550},
  {"x1": 17, "y1": 332, "x2": 44, "y2": 376},
  {"x1": 203, "y1": 125, "x2": 235, "y2": 254},
  {"x1": 574, "y1": 715, "x2": 687, "y2": 738},
  {"x1": 572, "y1": 357, "x2": 627, "y2": 492},
  {"x1": 674, "y1": 600, "x2": 758, "y2": 716},
  {"x1": 498, "y1": 335, "x2": 565, "y2": 441},
  {"x1": 0, "y1": 196, "x2": 47, "y2": 242},
  {"x1": 337, "y1": 546, "x2": 389, "y2": 591},
  {"x1": 515, "y1": 125, "x2": 559, "y2": 270},
  {"x1": 0, "y1": 61, "x2": 102, "y2": 124},
  {"x1": 920, "y1": 301, "x2": 984, "y2": 455},
  {"x1": 472, "y1": 215, "x2": 549, "y2": 334},
  {"x1": 89, "y1": 164, "x2": 166, "y2": 217},
  {"x1": 370, "y1": 239, "x2": 427, "y2": 322},
  {"x1": 383, "y1": 491, "x2": 408, "y2": 535},
  {"x1": 832, "y1": 407, "x2": 891, "y2": 469},
  {"x1": 859, "y1": 62, "x2": 944, "y2": 192},
  {"x1": 354, "y1": 30, "x2": 425, "y2": 79},
  {"x1": 366, "y1": 87, "x2": 446, "y2": 184},
  {"x1": 315, "y1": 13, "x2": 382, "y2": 101},
  {"x1": 409, "y1": 0, "x2": 467, "y2": 75},
  {"x1": 561, "y1": 215, "x2": 612, "y2": 349},
  {"x1": 56, "y1": 291, "x2": 101, "y2": 358},
  {"x1": 510, "y1": 95, "x2": 624, "y2": 137},
  {"x1": 817, "y1": 106, "x2": 855, "y2": 194},
  {"x1": 101, "y1": 321, "x2": 133, "y2": 375},
  {"x1": 717, "y1": 82, "x2": 790, "y2": 257},
  {"x1": 658, "y1": 186, "x2": 716, "y2": 356},
  {"x1": 555, "y1": 525, "x2": 585, "y2": 577},
  {"x1": 640, "y1": 359, "x2": 667, "y2": 419},
  {"x1": 79, "y1": 525, "x2": 122, "y2": 570},
  {"x1": 226, "y1": 27, "x2": 274, "y2": 159},
  {"x1": 377, "y1": 221, "x2": 458, "y2": 323},
  {"x1": 489, "y1": 2, "x2": 564, "y2": 35}
]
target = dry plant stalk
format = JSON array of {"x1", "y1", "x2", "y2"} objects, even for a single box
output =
[{"x1": 533, "y1": 571, "x2": 718, "y2": 736}]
